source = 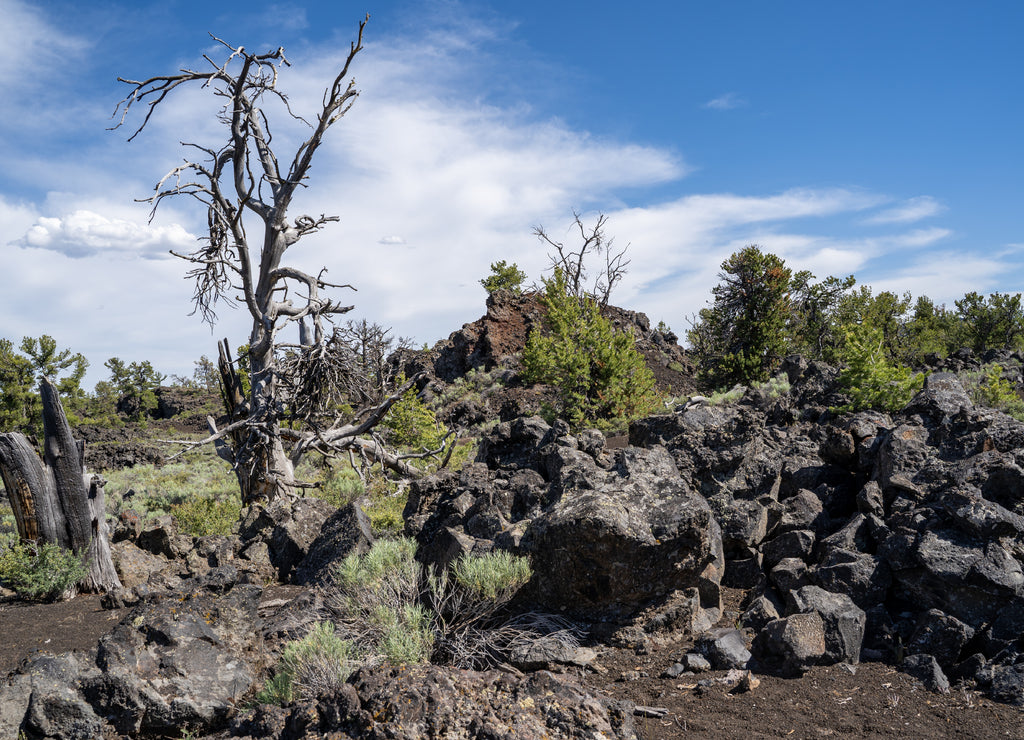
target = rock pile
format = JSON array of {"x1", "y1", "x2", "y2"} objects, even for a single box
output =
[{"x1": 407, "y1": 359, "x2": 1024, "y2": 704}]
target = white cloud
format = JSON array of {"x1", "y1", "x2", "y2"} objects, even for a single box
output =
[
  {"x1": 865, "y1": 196, "x2": 944, "y2": 225},
  {"x1": 1, "y1": 4, "x2": 1017, "y2": 386},
  {"x1": 868, "y1": 250, "x2": 1011, "y2": 305},
  {"x1": 702, "y1": 92, "x2": 746, "y2": 110},
  {"x1": 14, "y1": 210, "x2": 194, "y2": 259}
]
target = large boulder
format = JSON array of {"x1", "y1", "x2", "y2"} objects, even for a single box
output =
[
  {"x1": 520, "y1": 446, "x2": 722, "y2": 618},
  {"x1": 294, "y1": 500, "x2": 375, "y2": 586}
]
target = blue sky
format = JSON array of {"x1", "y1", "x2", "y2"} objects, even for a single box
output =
[{"x1": 1, "y1": 0, "x2": 1021, "y2": 386}]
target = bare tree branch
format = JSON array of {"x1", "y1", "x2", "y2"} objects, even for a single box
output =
[
  {"x1": 114, "y1": 15, "x2": 440, "y2": 504},
  {"x1": 533, "y1": 211, "x2": 629, "y2": 305}
]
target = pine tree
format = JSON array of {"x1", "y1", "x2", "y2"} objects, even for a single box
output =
[{"x1": 523, "y1": 270, "x2": 657, "y2": 429}]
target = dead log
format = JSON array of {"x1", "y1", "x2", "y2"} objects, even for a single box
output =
[{"x1": 0, "y1": 377, "x2": 122, "y2": 594}]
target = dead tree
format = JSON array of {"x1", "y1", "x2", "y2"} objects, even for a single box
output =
[
  {"x1": 112, "y1": 17, "x2": 445, "y2": 504},
  {"x1": 533, "y1": 211, "x2": 630, "y2": 305},
  {"x1": 0, "y1": 378, "x2": 121, "y2": 594}
]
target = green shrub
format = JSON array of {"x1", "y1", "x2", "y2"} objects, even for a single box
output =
[
  {"x1": 335, "y1": 537, "x2": 420, "y2": 600},
  {"x1": 310, "y1": 466, "x2": 366, "y2": 509},
  {"x1": 963, "y1": 364, "x2": 1024, "y2": 419},
  {"x1": 479, "y1": 260, "x2": 527, "y2": 295},
  {"x1": 257, "y1": 621, "x2": 357, "y2": 704},
  {"x1": 170, "y1": 494, "x2": 242, "y2": 537},
  {"x1": 836, "y1": 325, "x2": 924, "y2": 412},
  {"x1": 332, "y1": 537, "x2": 433, "y2": 665},
  {"x1": 363, "y1": 486, "x2": 408, "y2": 534},
  {"x1": 328, "y1": 539, "x2": 536, "y2": 671},
  {"x1": 452, "y1": 550, "x2": 532, "y2": 601},
  {"x1": 0, "y1": 540, "x2": 89, "y2": 602},
  {"x1": 383, "y1": 383, "x2": 446, "y2": 450},
  {"x1": 104, "y1": 454, "x2": 237, "y2": 518},
  {"x1": 706, "y1": 385, "x2": 745, "y2": 406},
  {"x1": 378, "y1": 602, "x2": 434, "y2": 664},
  {"x1": 522, "y1": 269, "x2": 658, "y2": 430},
  {"x1": 755, "y1": 373, "x2": 791, "y2": 401}
]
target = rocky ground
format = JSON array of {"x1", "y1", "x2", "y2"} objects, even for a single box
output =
[{"x1": 3, "y1": 294, "x2": 1024, "y2": 738}]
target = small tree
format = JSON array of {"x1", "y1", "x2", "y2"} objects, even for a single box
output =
[
  {"x1": 104, "y1": 357, "x2": 166, "y2": 420},
  {"x1": 0, "y1": 336, "x2": 88, "y2": 433},
  {"x1": 479, "y1": 260, "x2": 527, "y2": 296},
  {"x1": 522, "y1": 269, "x2": 657, "y2": 429},
  {"x1": 900, "y1": 295, "x2": 957, "y2": 364},
  {"x1": 787, "y1": 271, "x2": 857, "y2": 362},
  {"x1": 113, "y1": 18, "x2": 438, "y2": 502},
  {"x1": 833, "y1": 287, "x2": 912, "y2": 361},
  {"x1": 953, "y1": 291, "x2": 1024, "y2": 353},
  {"x1": 836, "y1": 325, "x2": 923, "y2": 412},
  {"x1": 687, "y1": 246, "x2": 792, "y2": 389}
]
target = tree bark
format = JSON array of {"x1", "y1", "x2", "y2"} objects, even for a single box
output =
[
  {"x1": 0, "y1": 377, "x2": 122, "y2": 594},
  {"x1": 216, "y1": 338, "x2": 295, "y2": 504}
]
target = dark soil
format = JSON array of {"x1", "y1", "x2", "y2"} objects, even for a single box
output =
[
  {"x1": 3, "y1": 588, "x2": 1022, "y2": 738},
  {"x1": 0, "y1": 593, "x2": 127, "y2": 675},
  {"x1": 575, "y1": 588, "x2": 1024, "y2": 738}
]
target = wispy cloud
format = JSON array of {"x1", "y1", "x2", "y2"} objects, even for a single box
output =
[
  {"x1": 0, "y1": 2, "x2": 1015, "y2": 385},
  {"x1": 260, "y1": 4, "x2": 309, "y2": 32},
  {"x1": 865, "y1": 196, "x2": 944, "y2": 224},
  {"x1": 702, "y1": 92, "x2": 746, "y2": 110},
  {"x1": 0, "y1": 0, "x2": 88, "y2": 96}
]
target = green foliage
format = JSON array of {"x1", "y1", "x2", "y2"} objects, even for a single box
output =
[
  {"x1": 479, "y1": 260, "x2": 527, "y2": 295},
  {"x1": 257, "y1": 621, "x2": 358, "y2": 704},
  {"x1": 452, "y1": 550, "x2": 532, "y2": 601},
  {"x1": 378, "y1": 602, "x2": 435, "y2": 664},
  {"x1": 335, "y1": 536, "x2": 420, "y2": 595},
  {"x1": 962, "y1": 364, "x2": 1024, "y2": 419},
  {"x1": 103, "y1": 452, "x2": 237, "y2": 519},
  {"x1": 756, "y1": 373, "x2": 792, "y2": 401},
  {"x1": 310, "y1": 466, "x2": 366, "y2": 509},
  {"x1": 333, "y1": 537, "x2": 433, "y2": 665},
  {"x1": 0, "y1": 335, "x2": 88, "y2": 433},
  {"x1": 329, "y1": 538, "x2": 534, "y2": 671},
  {"x1": 833, "y1": 287, "x2": 912, "y2": 361},
  {"x1": 234, "y1": 344, "x2": 252, "y2": 397},
  {"x1": 363, "y1": 486, "x2": 408, "y2": 534},
  {"x1": 688, "y1": 246, "x2": 793, "y2": 388},
  {"x1": 20, "y1": 335, "x2": 89, "y2": 403},
  {"x1": 836, "y1": 325, "x2": 924, "y2": 412},
  {"x1": 901, "y1": 296, "x2": 957, "y2": 364},
  {"x1": 522, "y1": 269, "x2": 657, "y2": 429},
  {"x1": 0, "y1": 540, "x2": 89, "y2": 602},
  {"x1": 170, "y1": 494, "x2": 242, "y2": 537},
  {"x1": 706, "y1": 385, "x2": 745, "y2": 406},
  {"x1": 0, "y1": 338, "x2": 35, "y2": 432},
  {"x1": 104, "y1": 357, "x2": 166, "y2": 421},
  {"x1": 383, "y1": 383, "x2": 446, "y2": 450},
  {"x1": 953, "y1": 291, "x2": 1024, "y2": 353},
  {"x1": 787, "y1": 271, "x2": 857, "y2": 362}
]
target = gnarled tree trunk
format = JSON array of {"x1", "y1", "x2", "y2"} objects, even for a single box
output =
[
  {"x1": 213, "y1": 339, "x2": 296, "y2": 505},
  {"x1": 0, "y1": 377, "x2": 121, "y2": 594}
]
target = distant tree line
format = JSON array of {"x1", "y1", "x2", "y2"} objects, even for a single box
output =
[
  {"x1": 0, "y1": 336, "x2": 220, "y2": 433},
  {"x1": 687, "y1": 244, "x2": 1024, "y2": 391}
]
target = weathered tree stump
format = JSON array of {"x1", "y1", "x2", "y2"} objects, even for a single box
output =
[{"x1": 0, "y1": 377, "x2": 121, "y2": 594}]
